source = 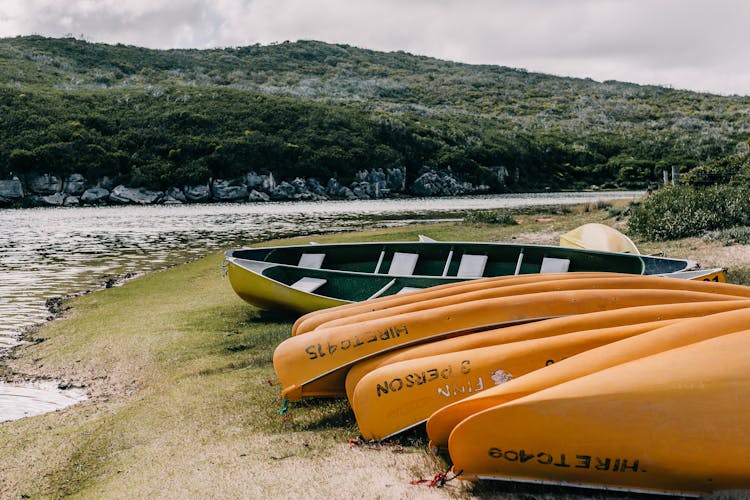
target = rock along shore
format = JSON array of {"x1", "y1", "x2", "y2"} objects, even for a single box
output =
[{"x1": 0, "y1": 166, "x2": 502, "y2": 208}]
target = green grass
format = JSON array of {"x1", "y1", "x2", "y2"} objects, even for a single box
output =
[{"x1": 1, "y1": 223, "x2": 478, "y2": 498}]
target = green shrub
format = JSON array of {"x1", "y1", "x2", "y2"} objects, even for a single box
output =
[
  {"x1": 583, "y1": 200, "x2": 612, "y2": 212},
  {"x1": 628, "y1": 185, "x2": 750, "y2": 240},
  {"x1": 703, "y1": 226, "x2": 750, "y2": 245},
  {"x1": 464, "y1": 210, "x2": 518, "y2": 225}
]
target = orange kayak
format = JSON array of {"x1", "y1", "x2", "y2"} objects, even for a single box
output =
[
  {"x1": 343, "y1": 299, "x2": 750, "y2": 400},
  {"x1": 448, "y1": 329, "x2": 750, "y2": 494},
  {"x1": 295, "y1": 274, "x2": 750, "y2": 334},
  {"x1": 426, "y1": 307, "x2": 750, "y2": 448},
  {"x1": 292, "y1": 272, "x2": 626, "y2": 335},
  {"x1": 274, "y1": 288, "x2": 743, "y2": 400},
  {"x1": 351, "y1": 319, "x2": 676, "y2": 440}
]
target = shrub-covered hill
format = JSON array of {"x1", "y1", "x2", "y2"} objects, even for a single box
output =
[{"x1": 1, "y1": 35, "x2": 749, "y2": 192}]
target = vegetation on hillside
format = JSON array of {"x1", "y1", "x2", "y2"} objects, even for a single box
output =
[
  {"x1": 1, "y1": 35, "x2": 749, "y2": 191},
  {"x1": 628, "y1": 147, "x2": 750, "y2": 240}
]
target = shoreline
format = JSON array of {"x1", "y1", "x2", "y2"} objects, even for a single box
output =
[
  {"x1": 0, "y1": 258, "x2": 213, "y2": 424},
  {"x1": 3, "y1": 204, "x2": 748, "y2": 497}
]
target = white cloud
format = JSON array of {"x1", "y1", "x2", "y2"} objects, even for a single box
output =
[{"x1": 0, "y1": 0, "x2": 748, "y2": 95}]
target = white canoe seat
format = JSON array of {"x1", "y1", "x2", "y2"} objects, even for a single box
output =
[
  {"x1": 514, "y1": 251, "x2": 524, "y2": 275},
  {"x1": 456, "y1": 254, "x2": 488, "y2": 278},
  {"x1": 290, "y1": 277, "x2": 327, "y2": 293},
  {"x1": 397, "y1": 286, "x2": 422, "y2": 294},
  {"x1": 298, "y1": 253, "x2": 325, "y2": 269},
  {"x1": 388, "y1": 252, "x2": 419, "y2": 276},
  {"x1": 368, "y1": 279, "x2": 397, "y2": 299},
  {"x1": 374, "y1": 250, "x2": 386, "y2": 273},
  {"x1": 540, "y1": 257, "x2": 570, "y2": 274}
]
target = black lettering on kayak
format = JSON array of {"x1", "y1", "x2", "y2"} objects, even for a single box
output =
[
  {"x1": 376, "y1": 381, "x2": 389, "y2": 397},
  {"x1": 537, "y1": 452, "x2": 553, "y2": 465},
  {"x1": 620, "y1": 459, "x2": 639, "y2": 472},
  {"x1": 436, "y1": 377, "x2": 485, "y2": 398},
  {"x1": 305, "y1": 325, "x2": 409, "y2": 361},
  {"x1": 305, "y1": 345, "x2": 317, "y2": 360},
  {"x1": 484, "y1": 449, "x2": 643, "y2": 474}
]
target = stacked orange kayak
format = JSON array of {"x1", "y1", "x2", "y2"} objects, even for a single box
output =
[{"x1": 270, "y1": 273, "x2": 750, "y2": 495}]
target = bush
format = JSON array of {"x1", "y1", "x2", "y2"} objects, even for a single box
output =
[
  {"x1": 583, "y1": 200, "x2": 612, "y2": 212},
  {"x1": 703, "y1": 226, "x2": 750, "y2": 245},
  {"x1": 628, "y1": 185, "x2": 750, "y2": 240},
  {"x1": 464, "y1": 210, "x2": 518, "y2": 225}
]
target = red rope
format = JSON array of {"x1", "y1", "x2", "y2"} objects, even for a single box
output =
[{"x1": 410, "y1": 469, "x2": 461, "y2": 488}]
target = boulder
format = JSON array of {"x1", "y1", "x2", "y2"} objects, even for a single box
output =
[
  {"x1": 109, "y1": 185, "x2": 163, "y2": 205},
  {"x1": 98, "y1": 176, "x2": 115, "y2": 190},
  {"x1": 367, "y1": 169, "x2": 388, "y2": 198},
  {"x1": 336, "y1": 186, "x2": 357, "y2": 200},
  {"x1": 245, "y1": 172, "x2": 265, "y2": 191},
  {"x1": 63, "y1": 174, "x2": 87, "y2": 195},
  {"x1": 211, "y1": 179, "x2": 248, "y2": 201},
  {"x1": 80, "y1": 187, "x2": 110, "y2": 204},
  {"x1": 326, "y1": 178, "x2": 341, "y2": 197},
  {"x1": 0, "y1": 178, "x2": 24, "y2": 200},
  {"x1": 411, "y1": 171, "x2": 441, "y2": 196},
  {"x1": 386, "y1": 167, "x2": 406, "y2": 192},
  {"x1": 26, "y1": 195, "x2": 46, "y2": 206},
  {"x1": 63, "y1": 196, "x2": 80, "y2": 206},
  {"x1": 262, "y1": 173, "x2": 276, "y2": 192},
  {"x1": 28, "y1": 174, "x2": 62, "y2": 194},
  {"x1": 367, "y1": 168, "x2": 387, "y2": 186},
  {"x1": 351, "y1": 181, "x2": 372, "y2": 199},
  {"x1": 40, "y1": 192, "x2": 67, "y2": 206},
  {"x1": 306, "y1": 178, "x2": 328, "y2": 197},
  {"x1": 166, "y1": 187, "x2": 187, "y2": 203},
  {"x1": 290, "y1": 177, "x2": 308, "y2": 194},
  {"x1": 354, "y1": 170, "x2": 369, "y2": 182},
  {"x1": 248, "y1": 189, "x2": 271, "y2": 202},
  {"x1": 161, "y1": 195, "x2": 183, "y2": 204},
  {"x1": 184, "y1": 185, "x2": 211, "y2": 202},
  {"x1": 411, "y1": 169, "x2": 478, "y2": 197},
  {"x1": 244, "y1": 172, "x2": 276, "y2": 193},
  {"x1": 293, "y1": 192, "x2": 316, "y2": 201},
  {"x1": 270, "y1": 181, "x2": 296, "y2": 200}
]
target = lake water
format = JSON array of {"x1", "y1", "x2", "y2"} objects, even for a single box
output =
[{"x1": 0, "y1": 191, "x2": 642, "y2": 421}]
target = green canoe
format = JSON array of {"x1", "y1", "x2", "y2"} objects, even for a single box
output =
[{"x1": 224, "y1": 241, "x2": 697, "y2": 314}]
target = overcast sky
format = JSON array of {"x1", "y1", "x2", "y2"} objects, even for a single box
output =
[{"x1": 1, "y1": 0, "x2": 748, "y2": 96}]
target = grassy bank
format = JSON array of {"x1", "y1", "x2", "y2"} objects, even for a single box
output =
[{"x1": 2, "y1": 203, "x2": 749, "y2": 498}]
